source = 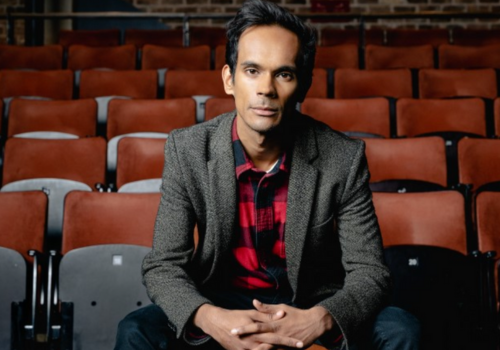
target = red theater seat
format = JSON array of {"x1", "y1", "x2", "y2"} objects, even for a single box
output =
[
  {"x1": 59, "y1": 29, "x2": 121, "y2": 47},
  {"x1": 124, "y1": 28, "x2": 184, "y2": 48},
  {"x1": 0, "y1": 70, "x2": 73, "y2": 100},
  {"x1": 79, "y1": 70, "x2": 158, "y2": 99},
  {"x1": 335, "y1": 68, "x2": 413, "y2": 99},
  {"x1": 365, "y1": 45, "x2": 434, "y2": 70},
  {"x1": 0, "y1": 44, "x2": 63, "y2": 70},
  {"x1": 67, "y1": 45, "x2": 137, "y2": 70},
  {"x1": 419, "y1": 69, "x2": 497, "y2": 99},
  {"x1": 315, "y1": 45, "x2": 359, "y2": 69},
  {"x1": 8, "y1": 99, "x2": 97, "y2": 138},
  {"x1": 439, "y1": 44, "x2": 500, "y2": 69},
  {"x1": 301, "y1": 97, "x2": 390, "y2": 138},
  {"x1": 142, "y1": 45, "x2": 211, "y2": 70},
  {"x1": 107, "y1": 98, "x2": 196, "y2": 139},
  {"x1": 396, "y1": 98, "x2": 487, "y2": 138}
]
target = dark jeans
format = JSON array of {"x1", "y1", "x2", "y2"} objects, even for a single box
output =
[{"x1": 114, "y1": 290, "x2": 420, "y2": 350}]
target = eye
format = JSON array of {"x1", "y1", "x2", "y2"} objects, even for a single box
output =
[
  {"x1": 245, "y1": 68, "x2": 258, "y2": 75},
  {"x1": 277, "y1": 72, "x2": 294, "y2": 81}
]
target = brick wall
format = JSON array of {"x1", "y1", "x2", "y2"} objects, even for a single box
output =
[
  {"x1": 0, "y1": 0, "x2": 25, "y2": 45},
  {"x1": 0, "y1": 0, "x2": 499, "y2": 45},
  {"x1": 123, "y1": 0, "x2": 500, "y2": 30}
]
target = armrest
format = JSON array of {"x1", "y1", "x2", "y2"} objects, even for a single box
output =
[
  {"x1": 46, "y1": 250, "x2": 62, "y2": 341},
  {"x1": 26, "y1": 249, "x2": 42, "y2": 341}
]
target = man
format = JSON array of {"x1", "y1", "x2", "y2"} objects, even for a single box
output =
[{"x1": 115, "y1": 1, "x2": 419, "y2": 349}]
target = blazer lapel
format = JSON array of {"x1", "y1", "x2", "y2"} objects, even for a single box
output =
[
  {"x1": 207, "y1": 114, "x2": 238, "y2": 268},
  {"x1": 285, "y1": 116, "x2": 319, "y2": 294}
]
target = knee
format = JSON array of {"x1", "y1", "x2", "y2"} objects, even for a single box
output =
[
  {"x1": 372, "y1": 306, "x2": 420, "y2": 350},
  {"x1": 115, "y1": 305, "x2": 171, "y2": 350},
  {"x1": 116, "y1": 309, "x2": 145, "y2": 343}
]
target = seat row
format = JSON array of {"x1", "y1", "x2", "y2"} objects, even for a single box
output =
[
  {"x1": 0, "y1": 68, "x2": 498, "y2": 106},
  {"x1": 55, "y1": 27, "x2": 500, "y2": 48},
  {"x1": 2, "y1": 43, "x2": 500, "y2": 71},
  {"x1": 2, "y1": 96, "x2": 499, "y2": 145},
  {"x1": 58, "y1": 27, "x2": 227, "y2": 48},
  {"x1": 1, "y1": 135, "x2": 498, "y2": 247},
  {"x1": 2, "y1": 187, "x2": 500, "y2": 349}
]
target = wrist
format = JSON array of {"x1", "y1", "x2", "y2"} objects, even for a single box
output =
[
  {"x1": 193, "y1": 303, "x2": 217, "y2": 332},
  {"x1": 310, "y1": 306, "x2": 335, "y2": 335}
]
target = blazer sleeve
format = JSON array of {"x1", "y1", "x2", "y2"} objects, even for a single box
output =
[
  {"x1": 142, "y1": 132, "x2": 213, "y2": 340},
  {"x1": 316, "y1": 140, "x2": 391, "y2": 345}
]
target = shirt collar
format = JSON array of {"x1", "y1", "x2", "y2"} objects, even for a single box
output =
[{"x1": 232, "y1": 117, "x2": 289, "y2": 179}]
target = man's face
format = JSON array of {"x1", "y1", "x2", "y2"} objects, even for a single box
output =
[{"x1": 222, "y1": 25, "x2": 300, "y2": 137}]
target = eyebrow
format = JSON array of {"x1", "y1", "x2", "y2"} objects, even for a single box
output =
[{"x1": 240, "y1": 61, "x2": 297, "y2": 74}]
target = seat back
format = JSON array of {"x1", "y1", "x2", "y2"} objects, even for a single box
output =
[
  {"x1": 116, "y1": 137, "x2": 166, "y2": 189},
  {"x1": 373, "y1": 191, "x2": 468, "y2": 254},
  {"x1": 458, "y1": 138, "x2": 500, "y2": 191},
  {"x1": 61, "y1": 191, "x2": 160, "y2": 253},
  {"x1": 365, "y1": 45, "x2": 434, "y2": 70},
  {"x1": 189, "y1": 26, "x2": 227, "y2": 48},
  {"x1": 385, "y1": 28, "x2": 450, "y2": 47},
  {"x1": 320, "y1": 28, "x2": 384, "y2": 46},
  {"x1": 205, "y1": 98, "x2": 235, "y2": 121},
  {"x1": 315, "y1": 45, "x2": 359, "y2": 69},
  {"x1": 419, "y1": 69, "x2": 497, "y2": 99},
  {"x1": 476, "y1": 191, "x2": 500, "y2": 255},
  {"x1": 0, "y1": 191, "x2": 47, "y2": 261},
  {"x1": 3, "y1": 137, "x2": 106, "y2": 188},
  {"x1": 452, "y1": 28, "x2": 500, "y2": 46},
  {"x1": 0, "y1": 247, "x2": 27, "y2": 350},
  {"x1": 79, "y1": 70, "x2": 158, "y2": 99},
  {"x1": 0, "y1": 70, "x2": 73, "y2": 100},
  {"x1": 495, "y1": 98, "x2": 500, "y2": 138},
  {"x1": 164, "y1": 70, "x2": 226, "y2": 98},
  {"x1": 67, "y1": 45, "x2": 137, "y2": 70},
  {"x1": 383, "y1": 245, "x2": 480, "y2": 349},
  {"x1": 8, "y1": 99, "x2": 97, "y2": 138},
  {"x1": 0, "y1": 45, "x2": 63, "y2": 70},
  {"x1": 439, "y1": 44, "x2": 500, "y2": 69},
  {"x1": 0, "y1": 191, "x2": 47, "y2": 349},
  {"x1": 396, "y1": 98, "x2": 487, "y2": 138},
  {"x1": 142, "y1": 45, "x2": 211, "y2": 70},
  {"x1": 334, "y1": 68, "x2": 413, "y2": 99},
  {"x1": 301, "y1": 97, "x2": 390, "y2": 138},
  {"x1": 124, "y1": 28, "x2": 184, "y2": 48},
  {"x1": 214, "y1": 44, "x2": 226, "y2": 70},
  {"x1": 365, "y1": 137, "x2": 448, "y2": 189},
  {"x1": 306, "y1": 68, "x2": 328, "y2": 98},
  {"x1": 59, "y1": 29, "x2": 121, "y2": 47},
  {"x1": 59, "y1": 245, "x2": 151, "y2": 350},
  {"x1": 107, "y1": 98, "x2": 195, "y2": 139}
]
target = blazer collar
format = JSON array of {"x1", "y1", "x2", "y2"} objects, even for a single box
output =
[
  {"x1": 207, "y1": 113, "x2": 238, "y2": 270},
  {"x1": 285, "y1": 113, "x2": 320, "y2": 295}
]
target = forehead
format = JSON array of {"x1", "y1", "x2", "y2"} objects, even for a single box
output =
[{"x1": 237, "y1": 25, "x2": 300, "y2": 67}]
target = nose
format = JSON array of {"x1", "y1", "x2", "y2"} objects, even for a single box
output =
[{"x1": 257, "y1": 73, "x2": 277, "y2": 98}]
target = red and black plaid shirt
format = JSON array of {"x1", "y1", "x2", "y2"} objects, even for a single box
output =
[{"x1": 230, "y1": 118, "x2": 291, "y2": 291}]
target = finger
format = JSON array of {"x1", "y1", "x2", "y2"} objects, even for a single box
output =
[
  {"x1": 231, "y1": 321, "x2": 274, "y2": 336},
  {"x1": 252, "y1": 343, "x2": 274, "y2": 350},
  {"x1": 253, "y1": 300, "x2": 285, "y2": 320},
  {"x1": 247, "y1": 310, "x2": 284, "y2": 324},
  {"x1": 251, "y1": 333, "x2": 304, "y2": 348}
]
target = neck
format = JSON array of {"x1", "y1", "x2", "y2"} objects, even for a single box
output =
[{"x1": 237, "y1": 119, "x2": 288, "y2": 171}]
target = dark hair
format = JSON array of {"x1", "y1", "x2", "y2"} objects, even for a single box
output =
[{"x1": 225, "y1": 0, "x2": 317, "y2": 101}]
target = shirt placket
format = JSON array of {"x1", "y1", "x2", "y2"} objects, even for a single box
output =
[{"x1": 254, "y1": 173, "x2": 276, "y2": 272}]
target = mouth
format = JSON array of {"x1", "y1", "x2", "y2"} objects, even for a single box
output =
[{"x1": 251, "y1": 106, "x2": 279, "y2": 116}]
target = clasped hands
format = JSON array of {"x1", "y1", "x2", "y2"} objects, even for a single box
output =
[{"x1": 193, "y1": 299, "x2": 335, "y2": 350}]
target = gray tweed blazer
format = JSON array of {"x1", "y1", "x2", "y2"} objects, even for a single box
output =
[{"x1": 142, "y1": 111, "x2": 391, "y2": 348}]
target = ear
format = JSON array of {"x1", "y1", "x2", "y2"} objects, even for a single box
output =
[{"x1": 222, "y1": 64, "x2": 234, "y2": 96}]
